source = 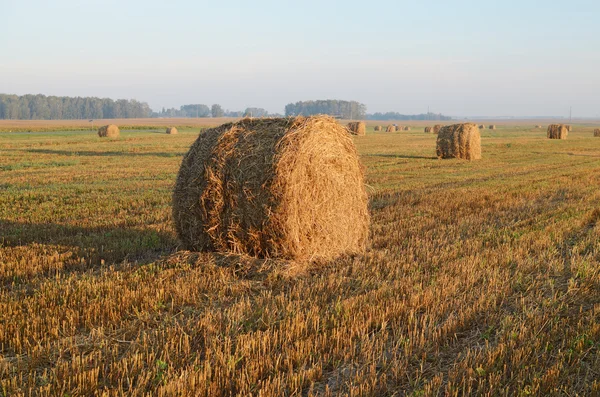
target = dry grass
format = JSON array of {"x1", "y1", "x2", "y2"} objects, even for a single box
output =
[
  {"x1": 1, "y1": 125, "x2": 600, "y2": 395},
  {"x1": 173, "y1": 117, "x2": 369, "y2": 261}
]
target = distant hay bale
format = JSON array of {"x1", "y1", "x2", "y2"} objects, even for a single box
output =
[
  {"x1": 98, "y1": 124, "x2": 120, "y2": 138},
  {"x1": 478, "y1": 124, "x2": 485, "y2": 129},
  {"x1": 173, "y1": 116, "x2": 370, "y2": 261},
  {"x1": 433, "y1": 125, "x2": 442, "y2": 134},
  {"x1": 566, "y1": 125, "x2": 572, "y2": 132},
  {"x1": 547, "y1": 124, "x2": 568, "y2": 139},
  {"x1": 374, "y1": 125, "x2": 382, "y2": 131},
  {"x1": 436, "y1": 123, "x2": 481, "y2": 160},
  {"x1": 594, "y1": 128, "x2": 600, "y2": 137},
  {"x1": 403, "y1": 126, "x2": 410, "y2": 131},
  {"x1": 166, "y1": 127, "x2": 178, "y2": 135},
  {"x1": 386, "y1": 125, "x2": 395, "y2": 132},
  {"x1": 424, "y1": 126, "x2": 433, "y2": 133},
  {"x1": 535, "y1": 125, "x2": 543, "y2": 129},
  {"x1": 347, "y1": 121, "x2": 366, "y2": 136},
  {"x1": 489, "y1": 125, "x2": 496, "y2": 130}
]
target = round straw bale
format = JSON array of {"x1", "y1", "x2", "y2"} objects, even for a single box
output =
[
  {"x1": 594, "y1": 128, "x2": 600, "y2": 137},
  {"x1": 347, "y1": 121, "x2": 366, "y2": 136},
  {"x1": 98, "y1": 124, "x2": 120, "y2": 138},
  {"x1": 386, "y1": 125, "x2": 395, "y2": 132},
  {"x1": 424, "y1": 126, "x2": 433, "y2": 133},
  {"x1": 436, "y1": 123, "x2": 481, "y2": 160},
  {"x1": 433, "y1": 125, "x2": 442, "y2": 134},
  {"x1": 535, "y1": 125, "x2": 543, "y2": 129},
  {"x1": 566, "y1": 125, "x2": 572, "y2": 132},
  {"x1": 478, "y1": 124, "x2": 485, "y2": 129},
  {"x1": 374, "y1": 125, "x2": 382, "y2": 131},
  {"x1": 488, "y1": 125, "x2": 496, "y2": 130},
  {"x1": 547, "y1": 124, "x2": 568, "y2": 139},
  {"x1": 403, "y1": 126, "x2": 410, "y2": 131},
  {"x1": 173, "y1": 116, "x2": 370, "y2": 261},
  {"x1": 166, "y1": 127, "x2": 178, "y2": 134}
]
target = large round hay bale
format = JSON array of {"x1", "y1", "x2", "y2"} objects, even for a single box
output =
[
  {"x1": 547, "y1": 124, "x2": 568, "y2": 139},
  {"x1": 535, "y1": 125, "x2": 543, "y2": 129},
  {"x1": 403, "y1": 126, "x2": 410, "y2": 131},
  {"x1": 166, "y1": 127, "x2": 178, "y2": 135},
  {"x1": 478, "y1": 124, "x2": 485, "y2": 129},
  {"x1": 436, "y1": 123, "x2": 481, "y2": 160},
  {"x1": 566, "y1": 125, "x2": 572, "y2": 132},
  {"x1": 594, "y1": 128, "x2": 600, "y2": 137},
  {"x1": 488, "y1": 125, "x2": 496, "y2": 130},
  {"x1": 424, "y1": 126, "x2": 433, "y2": 133},
  {"x1": 386, "y1": 125, "x2": 395, "y2": 132},
  {"x1": 98, "y1": 124, "x2": 120, "y2": 137},
  {"x1": 347, "y1": 121, "x2": 366, "y2": 136},
  {"x1": 173, "y1": 116, "x2": 370, "y2": 261},
  {"x1": 374, "y1": 125, "x2": 382, "y2": 132},
  {"x1": 433, "y1": 124, "x2": 442, "y2": 134}
]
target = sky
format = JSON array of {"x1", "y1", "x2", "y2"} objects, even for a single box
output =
[{"x1": 1, "y1": 0, "x2": 599, "y2": 117}]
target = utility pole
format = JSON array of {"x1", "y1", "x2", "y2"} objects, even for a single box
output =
[{"x1": 569, "y1": 106, "x2": 572, "y2": 123}]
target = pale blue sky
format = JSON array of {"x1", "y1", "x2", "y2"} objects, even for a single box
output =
[{"x1": 1, "y1": 0, "x2": 599, "y2": 117}]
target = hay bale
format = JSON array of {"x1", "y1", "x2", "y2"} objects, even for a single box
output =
[
  {"x1": 424, "y1": 126, "x2": 433, "y2": 133},
  {"x1": 547, "y1": 124, "x2": 568, "y2": 139},
  {"x1": 172, "y1": 116, "x2": 370, "y2": 261},
  {"x1": 488, "y1": 125, "x2": 496, "y2": 130},
  {"x1": 433, "y1": 125, "x2": 442, "y2": 134},
  {"x1": 374, "y1": 125, "x2": 382, "y2": 132},
  {"x1": 98, "y1": 124, "x2": 120, "y2": 137},
  {"x1": 535, "y1": 125, "x2": 543, "y2": 129},
  {"x1": 436, "y1": 123, "x2": 481, "y2": 160},
  {"x1": 386, "y1": 125, "x2": 395, "y2": 132},
  {"x1": 166, "y1": 127, "x2": 178, "y2": 135},
  {"x1": 478, "y1": 124, "x2": 485, "y2": 129},
  {"x1": 347, "y1": 121, "x2": 366, "y2": 136},
  {"x1": 403, "y1": 126, "x2": 410, "y2": 131},
  {"x1": 566, "y1": 125, "x2": 572, "y2": 132},
  {"x1": 594, "y1": 128, "x2": 600, "y2": 137}
]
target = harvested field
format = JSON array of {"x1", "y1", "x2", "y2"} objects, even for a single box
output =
[{"x1": 1, "y1": 124, "x2": 600, "y2": 395}]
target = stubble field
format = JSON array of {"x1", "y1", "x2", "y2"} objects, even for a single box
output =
[{"x1": 1, "y1": 123, "x2": 599, "y2": 396}]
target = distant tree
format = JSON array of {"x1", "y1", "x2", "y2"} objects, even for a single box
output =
[
  {"x1": 211, "y1": 104, "x2": 224, "y2": 118},
  {"x1": 243, "y1": 107, "x2": 269, "y2": 117}
]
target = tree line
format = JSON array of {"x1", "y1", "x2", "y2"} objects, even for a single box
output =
[
  {"x1": 367, "y1": 112, "x2": 452, "y2": 121},
  {"x1": 285, "y1": 100, "x2": 367, "y2": 119},
  {"x1": 0, "y1": 93, "x2": 451, "y2": 121},
  {"x1": 0, "y1": 94, "x2": 152, "y2": 120}
]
